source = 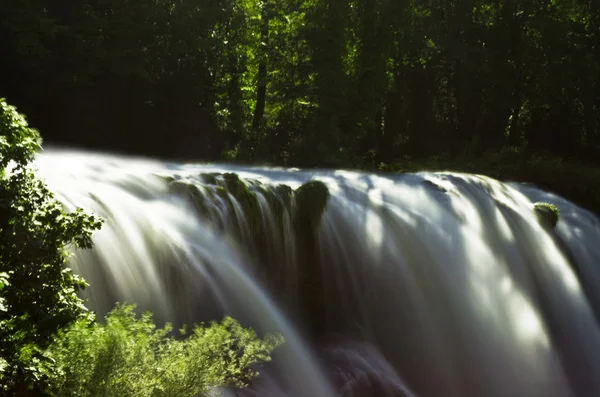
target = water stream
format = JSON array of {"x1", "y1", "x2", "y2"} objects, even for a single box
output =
[{"x1": 35, "y1": 148, "x2": 600, "y2": 397}]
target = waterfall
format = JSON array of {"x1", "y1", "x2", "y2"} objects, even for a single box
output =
[{"x1": 35, "y1": 148, "x2": 600, "y2": 397}]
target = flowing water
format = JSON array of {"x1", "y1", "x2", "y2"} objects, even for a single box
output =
[{"x1": 35, "y1": 148, "x2": 600, "y2": 397}]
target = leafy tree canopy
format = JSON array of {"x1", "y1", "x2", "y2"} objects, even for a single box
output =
[
  {"x1": 0, "y1": 98, "x2": 103, "y2": 394},
  {"x1": 0, "y1": 0, "x2": 598, "y2": 166}
]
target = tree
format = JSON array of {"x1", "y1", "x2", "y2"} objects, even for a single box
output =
[{"x1": 0, "y1": 98, "x2": 103, "y2": 395}]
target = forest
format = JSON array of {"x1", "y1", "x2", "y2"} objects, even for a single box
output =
[{"x1": 1, "y1": 0, "x2": 599, "y2": 168}]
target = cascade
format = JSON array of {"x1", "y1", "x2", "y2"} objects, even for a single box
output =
[{"x1": 35, "y1": 148, "x2": 600, "y2": 397}]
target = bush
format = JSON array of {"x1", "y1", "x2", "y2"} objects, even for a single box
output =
[
  {"x1": 0, "y1": 98, "x2": 103, "y2": 394},
  {"x1": 43, "y1": 304, "x2": 284, "y2": 397}
]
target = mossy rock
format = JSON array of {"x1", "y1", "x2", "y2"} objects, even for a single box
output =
[
  {"x1": 534, "y1": 202, "x2": 560, "y2": 228},
  {"x1": 221, "y1": 173, "x2": 261, "y2": 231},
  {"x1": 422, "y1": 179, "x2": 447, "y2": 193},
  {"x1": 215, "y1": 185, "x2": 228, "y2": 198},
  {"x1": 157, "y1": 174, "x2": 177, "y2": 184},
  {"x1": 222, "y1": 173, "x2": 255, "y2": 206},
  {"x1": 187, "y1": 184, "x2": 210, "y2": 217},
  {"x1": 257, "y1": 184, "x2": 292, "y2": 215},
  {"x1": 166, "y1": 179, "x2": 185, "y2": 191},
  {"x1": 294, "y1": 180, "x2": 330, "y2": 226},
  {"x1": 275, "y1": 184, "x2": 293, "y2": 206},
  {"x1": 200, "y1": 173, "x2": 220, "y2": 185}
]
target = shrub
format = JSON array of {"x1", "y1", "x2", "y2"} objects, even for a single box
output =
[
  {"x1": 0, "y1": 98, "x2": 103, "y2": 394},
  {"x1": 43, "y1": 304, "x2": 284, "y2": 397}
]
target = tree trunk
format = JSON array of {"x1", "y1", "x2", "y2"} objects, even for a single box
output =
[{"x1": 252, "y1": 2, "x2": 269, "y2": 130}]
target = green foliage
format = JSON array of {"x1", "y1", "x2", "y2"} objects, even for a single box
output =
[
  {"x1": 43, "y1": 304, "x2": 284, "y2": 397},
  {"x1": 0, "y1": 99, "x2": 103, "y2": 394}
]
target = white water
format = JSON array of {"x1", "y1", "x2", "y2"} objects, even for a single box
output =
[{"x1": 36, "y1": 148, "x2": 600, "y2": 397}]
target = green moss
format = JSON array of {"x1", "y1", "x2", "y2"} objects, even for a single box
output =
[
  {"x1": 168, "y1": 180, "x2": 199, "y2": 200},
  {"x1": 215, "y1": 185, "x2": 228, "y2": 198},
  {"x1": 221, "y1": 173, "x2": 261, "y2": 233},
  {"x1": 256, "y1": 184, "x2": 290, "y2": 216},
  {"x1": 200, "y1": 173, "x2": 219, "y2": 185},
  {"x1": 168, "y1": 176, "x2": 329, "y2": 247},
  {"x1": 222, "y1": 173, "x2": 253, "y2": 204},
  {"x1": 222, "y1": 172, "x2": 241, "y2": 185},
  {"x1": 534, "y1": 202, "x2": 560, "y2": 228},
  {"x1": 166, "y1": 181, "x2": 212, "y2": 218},
  {"x1": 202, "y1": 186, "x2": 216, "y2": 200},
  {"x1": 157, "y1": 175, "x2": 177, "y2": 184},
  {"x1": 187, "y1": 185, "x2": 209, "y2": 217}
]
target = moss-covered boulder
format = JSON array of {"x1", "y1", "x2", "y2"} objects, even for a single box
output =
[
  {"x1": 534, "y1": 202, "x2": 560, "y2": 229},
  {"x1": 294, "y1": 180, "x2": 330, "y2": 226},
  {"x1": 222, "y1": 173, "x2": 257, "y2": 209},
  {"x1": 422, "y1": 179, "x2": 447, "y2": 193},
  {"x1": 215, "y1": 185, "x2": 228, "y2": 198},
  {"x1": 200, "y1": 172, "x2": 219, "y2": 185}
]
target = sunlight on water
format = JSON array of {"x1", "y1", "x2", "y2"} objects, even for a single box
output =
[
  {"x1": 35, "y1": 148, "x2": 600, "y2": 397},
  {"x1": 514, "y1": 298, "x2": 546, "y2": 344},
  {"x1": 365, "y1": 189, "x2": 384, "y2": 252},
  {"x1": 501, "y1": 276, "x2": 512, "y2": 293}
]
